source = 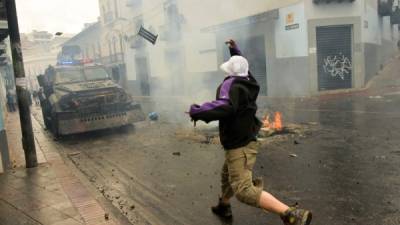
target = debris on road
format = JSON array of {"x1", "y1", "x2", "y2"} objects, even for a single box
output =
[
  {"x1": 67, "y1": 151, "x2": 81, "y2": 157},
  {"x1": 148, "y1": 112, "x2": 159, "y2": 121},
  {"x1": 172, "y1": 152, "x2": 181, "y2": 156},
  {"x1": 369, "y1": 95, "x2": 383, "y2": 99}
]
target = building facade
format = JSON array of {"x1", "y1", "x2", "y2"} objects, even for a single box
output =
[
  {"x1": 67, "y1": 0, "x2": 399, "y2": 97},
  {"x1": 194, "y1": 0, "x2": 399, "y2": 97},
  {"x1": 22, "y1": 31, "x2": 73, "y2": 91}
]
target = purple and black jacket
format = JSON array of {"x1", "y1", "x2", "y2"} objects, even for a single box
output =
[{"x1": 189, "y1": 46, "x2": 262, "y2": 150}]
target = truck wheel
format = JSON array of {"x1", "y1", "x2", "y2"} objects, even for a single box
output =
[
  {"x1": 43, "y1": 111, "x2": 51, "y2": 130},
  {"x1": 51, "y1": 114, "x2": 60, "y2": 138}
]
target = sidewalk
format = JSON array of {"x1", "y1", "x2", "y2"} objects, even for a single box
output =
[{"x1": 0, "y1": 111, "x2": 123, "y2": 225}]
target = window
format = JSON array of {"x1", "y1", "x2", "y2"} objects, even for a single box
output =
[
  {"x1": 55, "y1": 69, "x2": 85, "y2": 84},
  {"x1": 84, "y1": 67, "x2": 110, "y2": 81}
]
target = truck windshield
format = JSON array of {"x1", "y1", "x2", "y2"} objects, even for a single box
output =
[
  {"x1": 55, "y1": 69, "x2": 85, "y2": 84},
  {"x1": 84, "y1": 67, "x2": 110, "y2": 81}
]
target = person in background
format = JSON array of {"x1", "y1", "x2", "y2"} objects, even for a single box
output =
[
  {"x1": 6, "y1": 91, "x2": 16, "y2": 112},
  {"x1": 32, "y1": 90, "x2": 40, "y2": 106},
  {"x1": 188, "y1": 40, "x2": 312, "y2": 225}
]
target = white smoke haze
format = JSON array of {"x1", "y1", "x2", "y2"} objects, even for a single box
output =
[
  {"x1": 15, "y1": 0, "x2": 295, "y2": 124},
  {"x1": 133, "y1": 0, "x2": 272, "y2": 125},
  {"x1": 16, "y1": 0, "x2": 99, "y2": 33}
]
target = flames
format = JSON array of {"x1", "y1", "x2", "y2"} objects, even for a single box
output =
[{"x1": 262, "y1": 112, "x2": 283, "y2": 131}]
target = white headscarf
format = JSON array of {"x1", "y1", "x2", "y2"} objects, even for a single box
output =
[{"x1": 220, "y1": 55, "x2": 249, "y2": 77}]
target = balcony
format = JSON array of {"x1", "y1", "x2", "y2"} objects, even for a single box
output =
[
  {"x1": 378, "y1": 0, "x2": 394, "y2": 16},
  {"x1": 100, "y1": 53, "x2": 124, "y2": 65}
]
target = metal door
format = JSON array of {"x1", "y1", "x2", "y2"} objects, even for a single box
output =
[
  {"x1": 317, "y1": 25, "x2": 353, "y2": 91},
  {"x1": 223, "y1": 36, "x2": 267, "y2": 95},
  {"x1": 135, "y1": 57, "x2": 150, "y2": 96}
]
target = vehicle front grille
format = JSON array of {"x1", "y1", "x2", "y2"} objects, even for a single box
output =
[{"x1": 79, "y1": 112, "x2": 127, "y2": 122}]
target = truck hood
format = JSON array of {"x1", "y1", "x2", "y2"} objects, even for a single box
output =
[{"x1": 55, "y1": 80, "x2": 119, "y2": 93}]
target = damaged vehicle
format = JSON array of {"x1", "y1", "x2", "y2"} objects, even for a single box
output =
[{"x1": 37, "y1": 62, "x2": 145, "y2": 137}]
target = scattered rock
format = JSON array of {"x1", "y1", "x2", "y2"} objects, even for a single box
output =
[
  {"x1": 115, "y1": 196, "x2": 120, "y2": 200},
  {"x1": 67, "y1": 151, "x2": 81, "y2": 157},
  {"x1": 289, "y1": 154, "x2": 298, "y2": 158},
  {"x1": 130, "y1": 205, "x2": 135, "y2": 210},
  {"x1": 172, "y1": 152, "x2": 181, "y2": 156},
  {"x1": 294, "y1": 140, "x2": 300, "y2": 145},
  {"x1": 104, "y1": 213, "x2": 109, "y2": 220},
  {"x1": 148, "y1": 112, "x2": 159, "y2": 121}
]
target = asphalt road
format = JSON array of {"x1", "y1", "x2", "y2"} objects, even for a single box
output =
[
  {"x1": 30, "y1": 87, "x2": 400, "y2": 225},
  {"x1": 31, "y1": 58, "x2": 400, "y2": 225}
]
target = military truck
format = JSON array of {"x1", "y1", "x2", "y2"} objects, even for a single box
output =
[{"x1": 37, "y1": 63, "x2": 145, "y2": 137}]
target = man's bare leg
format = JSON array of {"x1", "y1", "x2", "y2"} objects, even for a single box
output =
[
  {"x1": 259, "y1": 191, "x2": 289, "y2": 214},
  {"x1": 221, "y1": 191, "x2": 288, "y2": 214}
]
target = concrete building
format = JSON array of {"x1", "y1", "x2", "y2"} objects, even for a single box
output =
[
  {"x1": 63, "y1": 0, "x2": 132, "y2": 89},
  {"x1": 193, "y1": 0, "x2": 400, "y2": 96},
  {"x1": 65, "y1": 0, "x2": 400, "y2": 97},
  {"x1": 122, "y1": 0, "x2": 400, "y2": 97},
  {"x1": 22, "y1": 32, "x2": 73, "y2": 91}
]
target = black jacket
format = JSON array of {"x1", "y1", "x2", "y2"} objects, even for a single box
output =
[{"x1": 189, "y1": 47, "x2": 261, "y2": 150}]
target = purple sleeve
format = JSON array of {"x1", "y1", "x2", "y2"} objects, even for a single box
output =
[
  {"x1": 189, "y1": 99, "x2": 230, "y2": 115},
  {"x1": 229, "y1": 46, "x2": 242, "y2": 57},
  {"x1": 189, "y1": 77, "x2": 237, "y2": 122}
]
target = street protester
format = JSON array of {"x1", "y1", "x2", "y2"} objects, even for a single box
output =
[{"x1": 188, "y1": 40, "x2": 312, "y2": 225}]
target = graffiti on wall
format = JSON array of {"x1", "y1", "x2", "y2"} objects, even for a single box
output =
[{"x1": 323, "y1": 54, "x2": 352, "y2": 80}]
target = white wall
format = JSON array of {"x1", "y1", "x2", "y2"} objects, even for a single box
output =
[
  {"x1": 183, "y1": 33, "x2": 217, "y2": 73},
  {"x1": 362, "y1": 3, "x2": 382, "y2": 44},
  {"x1": 275, "y1": 2, "x2": 308, "y2": 58},
  {"x1": 362, "y1": 0, "x2": 398, "y2": 44}
]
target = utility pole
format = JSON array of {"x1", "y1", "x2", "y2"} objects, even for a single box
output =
[{"x1": 5, "y1": 0, "x2": 38, "y2": 168}]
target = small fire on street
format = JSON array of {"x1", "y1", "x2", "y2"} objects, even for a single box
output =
[
  {"x1": 262, "y1": 112, "x2": 283, "y2": 131},
  {"x1": 175, "y1": 112, "x2": 317, "y2": 144}
]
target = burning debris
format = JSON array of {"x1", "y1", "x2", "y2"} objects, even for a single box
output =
[
  {"x1": 175, "y1": 114, "x2": 318, "y2": 145},
  {"x1": 259, "y1": 112, "x2": 296, "y2": 137},
  {"x1": 262, "y1": 112, "x2": 283, "y2": 131}
]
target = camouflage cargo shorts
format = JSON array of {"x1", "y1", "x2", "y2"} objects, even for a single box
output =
[{"x1": 221, "y1": 141, "x2": 263, "y2": 207}]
